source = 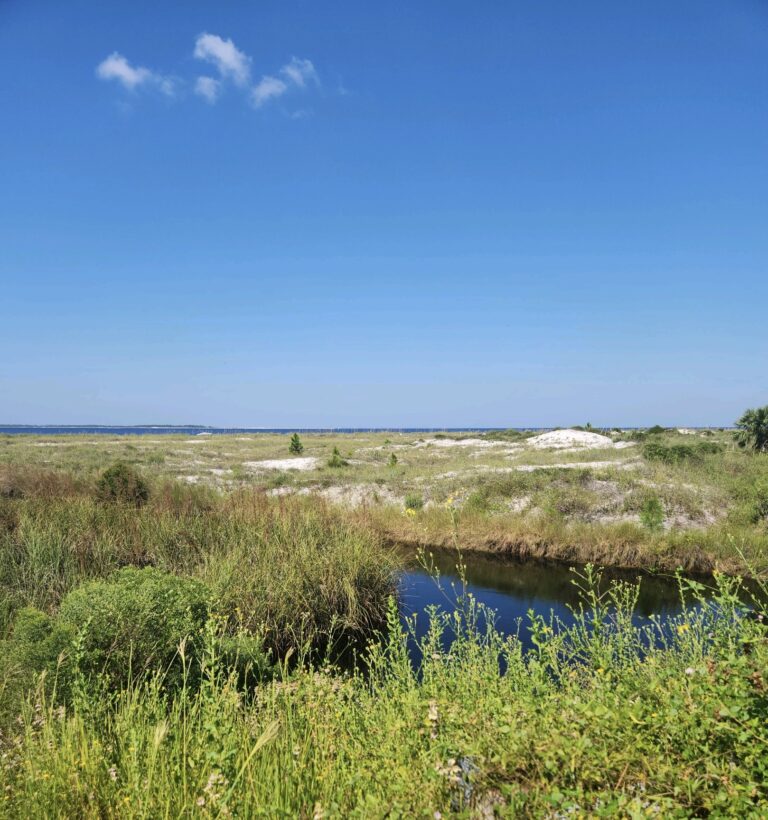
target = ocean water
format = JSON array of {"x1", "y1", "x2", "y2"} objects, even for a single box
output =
[{"x1": 0, "y1": 425, "x2": 522, "y2": 436}]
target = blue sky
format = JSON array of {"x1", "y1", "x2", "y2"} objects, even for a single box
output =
[{"x1": 1, "y1": 0, "x2": 766, "y2": 427}]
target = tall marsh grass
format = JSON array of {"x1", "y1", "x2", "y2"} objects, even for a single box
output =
[{"x1": 0, "y1": 468, "x2": 398, "y2": 653}]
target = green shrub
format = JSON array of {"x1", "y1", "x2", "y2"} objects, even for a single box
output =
[
  {"x1": 404, "y1": 493, "x2": 424, "y2": 511},
  {"x1": 750, "y1": 480, "x2": 768, "y2": 525},
  {"x1": 289, "y1": 433, "x2": 304, "y2": 455},
  {"x1": 95, "y1": 463, "x2": 149, "y2": 506},
  {"x1": 327, "y1": 447, "x2": 347, "y2": 468},
  {"x1": 57, "y1": 567, "x2": 210, "y2": 690},
  {"x1": 642, "y1": 441, "x2": 722, "y2": 465},
  {"x1": 463, "y1": 490, "x2": 491, "y2": 514},
  {"x1": 388, "y1": 453, "x2": 398, "y2": 467},
  {"x1": 0, "y1": 607, "x2": 76, "y2": 721},
  {"x1": 735, "y1": 405, "x2": 768, "y2": 452},
  {"x1": 639, "y1": 495, "x2": 665, "y2": 532}
]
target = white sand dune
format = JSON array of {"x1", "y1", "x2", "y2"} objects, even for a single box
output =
[
  {"x1": 527, "y1": 429, "x2": 614, "y2": 450},
  {"x1": 244, "y1": 457, "x2": 320, "y2": 472}
]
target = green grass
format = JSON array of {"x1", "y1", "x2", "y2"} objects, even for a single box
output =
[
  {"x1": 0, "y1": 477, "x2": 398, "y2": 652},
  {"x1": 1, "y1": 569, "x2": 766, "y2": 817}
]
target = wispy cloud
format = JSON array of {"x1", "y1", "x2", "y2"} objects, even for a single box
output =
[
  {"x1": 96, "y1": 52, "x2": 175, "y2": 96},
  {"x1": 193, "y1": 33, "x2": 251, "y2": 86},
  {"x1": 280, "y1": 57, "x2": 318, "y2": 88},
  {"x1": 194, "y1": 76, "x2": 220, "y2": 104},
  {"x1": 251, "y1": 75, "x2": 288, "y2": 108},
  {"x1": 97, "y1": 37, "x2": 322, "y2": 114},
  {"x1": 251, "y1": 58, "x2": 319, "y2": 109}
]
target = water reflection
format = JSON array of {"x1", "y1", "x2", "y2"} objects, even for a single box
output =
[{"x1": 397, "y1": 548, "x2": 759, "y2": 654}]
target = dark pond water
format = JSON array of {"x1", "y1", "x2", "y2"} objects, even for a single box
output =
[{"x1": 397, "y1": 549, "x2": 761, "y2": 654}]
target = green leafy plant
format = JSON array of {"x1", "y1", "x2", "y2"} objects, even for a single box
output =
[
  {"x1": 388, "y1": 453, "x2": 398, "y2": 467},
  {"x1": 639, "y1": 495, "x2": 664, "y2": 532},
  {"x1": 57, "y1": 567, "x2": 210, "y2": 691},
  {"x1": 735, "y1": 405, "x2": 768, "y2": 452},
  {"x1": 404, "y1": 493, "x2": 424, "y2": 511},
  {"x1": 327, "y1": 447, "x2": 347, "y2": 468},
  {"x1": 288, "y1": 433, "x2": 304, "y2": 455},
  {"x1": 95, "y1": 463, "x2": 149, "y2": 506}
]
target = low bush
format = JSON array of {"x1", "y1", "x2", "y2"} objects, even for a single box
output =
[
  {"x1": 643, "y1": 441, "x2": 722, "y2": 465},
  {"x1": 639, "y1": 495, "x2": 664, "y2": 532},
  {"x1": 56, "y1": 567, "x2": 209, "y2": 691},
  {"x1": 327, "y1": 447, "x2": 347, "y2": 468},
  {"x1": 404, "y1": 493, "x2": 424, "y2": 511},
  {"x1": 95, "y1": 463, "x2": 149, "y2": 506}
]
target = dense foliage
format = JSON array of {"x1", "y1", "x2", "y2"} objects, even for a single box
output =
[
  {"x1": 735, "y1": 405, "x2": 768, "y2": 453},
  {"x1": 1, "y1": 570, "x2": 766, "y2": 816},
  {"x1": 95, "y1": 462, "x2": 149, "y2": 506}
]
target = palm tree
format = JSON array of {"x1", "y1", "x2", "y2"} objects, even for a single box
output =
[{"x1": 734, "y1": 405, "x2": 768, "y2": 452}]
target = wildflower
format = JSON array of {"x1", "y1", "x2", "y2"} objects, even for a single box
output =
[
  {"x1": 108, "y1": 766, "x2": 118, "y2": 782},
  {"x1": 196, "y1": 797, "x2": 206, "y2": 807},
  {"x1": 685, "y1": 667, "x2": 695, "y2": 676},
  {"x1": 405, "y1": 508, "x2": 417, "y2": 517},
  {"x1": 677, "y1": 624, "x2": 690, "y2": 635}
]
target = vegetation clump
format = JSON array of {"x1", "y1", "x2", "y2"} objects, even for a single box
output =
[
  {"x1": 95, "y1": 462, "x2": 149, "y2": 506},
  {"x1": 327, "y1": 446, "x2": 347, "y2": 468},
  {"x1": 639, "y1": 494, "x2": 664, "y2": 532},
  {"x1": 288, "y1": 433, "x2": 304, "y2": 455},
  {"x1": 643, "y1": 440, "x2": 721, "y2": 464},
  {"x1": 735, "y1": 405, "x2": 768, "y2": 452},
  {"x1": 404, "y1": 493, "x2": 424, "y2": 511}
]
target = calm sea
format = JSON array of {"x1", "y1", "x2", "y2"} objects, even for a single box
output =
[{"x1": 0, "y1": 426, "x2": 523, "y2": 436}]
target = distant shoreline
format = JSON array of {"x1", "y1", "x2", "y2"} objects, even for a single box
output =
[{"x1": 0, "y1": 425, "x2": 732, "y2": 435}]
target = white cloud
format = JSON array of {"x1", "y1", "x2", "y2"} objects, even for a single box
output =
[
  {"x1": 251, "y1": 75, "x2": 288, "y2": 108},
  {"x1": 250, "y1": 57, "x2": 319, "y2": 109},
  {"x1": 195, "y1": 76, "x2": 220, "y2": 104},
  {"x1": 96, "y1": 53, "x2": 150, "y2": 90},
  {"x1": 280, "y1": 57, "x2": 318, "y2": 88},
  {"x1": 194, "y1": 33, "x2": 251, "y2": 86},
  {"x1": 97, "y1": 39, "x2": 321, "y2": 114},
  {"x1": 96, "y1": 52, "x2": 175, "y2": 96}
]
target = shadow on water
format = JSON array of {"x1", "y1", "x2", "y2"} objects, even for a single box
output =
[{"x1": 397, "y1": 547, "x2": 765, "y2": 656}]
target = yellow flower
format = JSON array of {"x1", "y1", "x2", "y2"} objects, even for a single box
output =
[{"x1": 677, "y1": 624, "x2": 689, "y2": 635}]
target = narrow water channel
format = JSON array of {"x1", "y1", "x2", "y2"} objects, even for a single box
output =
[{"x1": 397, "y1": 548, "x2": 760, "y2": 654}]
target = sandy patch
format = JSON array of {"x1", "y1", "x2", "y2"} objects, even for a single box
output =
[
  {"x1": 318, "y1": 483, "x2": 402, "y2": 507},
  {"x1": 514, "y1": 460, "x2": 639, "y2": 472},
  {"x1": 614, "y1": 441, "x2": 637, "y2": 449},
  {"x1": 266, "y1": 482, "x2": 402, "y2": 507},
  {"x1": 414, "y1": 437, "x2": 508, "y2": 449},
  {"x1": 507, "y1": 496, "x2": 532, "y2": 513},
  {"x1": 244, "y1": 457, "x2": 320, "y2": 472},
  {"x1": 527, "y1": 429, "x2": 614, "y2": 450}
]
